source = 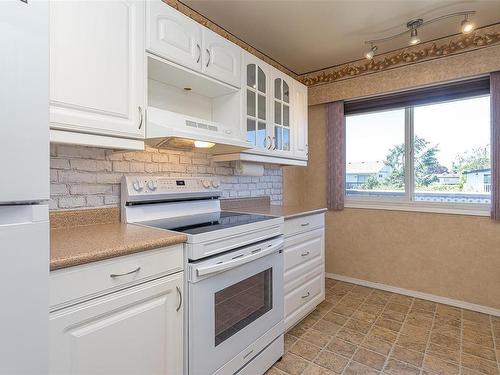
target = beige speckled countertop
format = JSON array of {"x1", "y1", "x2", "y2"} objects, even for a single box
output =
[
  {"x1": 229, "y1": 205, "x2": 327, "y2": 219},
  {"x1": 50, "y1": 223, "x2": 186, "y2": 271}
]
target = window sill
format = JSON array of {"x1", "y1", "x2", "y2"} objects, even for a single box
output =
[{"x1": 344, "y1": 199, "x2": 490, "y2": 217}]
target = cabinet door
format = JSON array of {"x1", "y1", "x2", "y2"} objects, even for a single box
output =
[
  {"x1": 50, "y1": 273, "x2": 183, "y2": 375},
  {"x1": 272, "y1": 72, "x2": 293, "y2": 156},
  {"x1": 202, "y1": 29, "x2": 241, "y2": 87},
  {"x1": 147, "y1": 0, "x2": 202, "y2": 72},
  {"x1": 50, "y1": 1, "x2": 145, "y2": 139},
  {"x1": 243, "y1": 53, "x2": 272, "y2": 153},
  {"x1": 293, "y1": 81, "x2": 308, "y2": 159}
]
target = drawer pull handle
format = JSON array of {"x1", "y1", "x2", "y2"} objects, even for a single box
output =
[
  {"x1": 176, "y1": 286, "x2": 182, "y2": 312},
  {"x1": 301, "y1": 292, "x2": 310, "y2": 299},
  {"x1": 243, "y1": 349, "x2": 254, "y2": 359},
  {"x1": 301, "y1": 222, "x2": 310, "y2": 227},
  {"x1": 301, "y1": 251, "x2": 310, "y2": 257},
  {"x1": 110, "y1": 266, "x2": 141, "y2": 278}
]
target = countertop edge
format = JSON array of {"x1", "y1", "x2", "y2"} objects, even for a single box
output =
[{"x1": 280, "y1": 207, "x2": 328, "y2": 219}]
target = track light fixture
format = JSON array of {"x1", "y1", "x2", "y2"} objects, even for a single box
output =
[
  {"x1": 364, "y1": 44, "x2": 378, "y2": 60},
  {"x1": 363, "y1": 11, "x2": 476, "y2": 60}
]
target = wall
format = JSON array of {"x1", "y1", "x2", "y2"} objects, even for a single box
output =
[
  {"x1": 284, "y1": 43, "x2": 500, "y2": 310},
  {"x1": 50, "y1": 144, "x2": 282, "y2": 210}
]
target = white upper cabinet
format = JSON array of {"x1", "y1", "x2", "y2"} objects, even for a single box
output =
[
  {"x1": 243, "y1": 53, "x2": 271, "y2": 152},
  {"x1": 293, "y1": 81, "x2": 308, "y2": 159},
  {"x1": 49, "y1": 0, "x2": 146, "y2": 142},
  {"x1": 202, "y1": 29, "x2": 241, "y2": 87},
  {"x1": 147, "y1": 0, "x2": 241, "y2": 88},
  {"x1": 272, "y1": 72, "x2": 293, "y2": 156},
  {"x1": 147, "y1": 0, "x2": 202, "y2": 72}
]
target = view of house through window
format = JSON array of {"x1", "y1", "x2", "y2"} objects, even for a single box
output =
[{"x1": 345, "y1": 95, "x2": 491, "y2": 206}]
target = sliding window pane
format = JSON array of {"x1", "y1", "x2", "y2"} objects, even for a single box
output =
[
  {"x1": 413, "y1": 95, "x2": 490, "y2": 204},
  {"x1": 345, "y1": 108, "x2": 405, "y2": 198}
]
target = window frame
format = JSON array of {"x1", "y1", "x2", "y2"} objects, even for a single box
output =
[{"x1": 344, "y1": 98, "x2": 491, "y2": 217}]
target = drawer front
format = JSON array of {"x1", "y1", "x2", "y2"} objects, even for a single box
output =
[
  {"x1": 284, "y1": 228, "x2": 323, "y2": 272},
  {"x1": 284, "y1": 272, "x2": 323, "y2": 320},
  {"x1": 50, "y1": 244, "x2": 183, "y2": 309},
  {"x1": 284, "y1": 213, "x2": 324, "y2": 237}
]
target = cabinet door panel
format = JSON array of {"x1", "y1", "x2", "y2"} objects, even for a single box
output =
[
  {"x1": 49, "y1": 0, "x2": 145, "y2": 139},
  {"x1": 147, "y1": 0, "x2": 202, "y2": 71},
  {"x1": 293, "y1": 82, "x2": 308, "y2": 159},
  {"x1": 50, "y1": 274, "x2": 183, "y2": 375},
  {"x1": 202, "y1": 29, "x2": 241, "y2": 87}
]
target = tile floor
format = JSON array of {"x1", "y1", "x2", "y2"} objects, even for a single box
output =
[{"x1": 268, "y1": 279, "x2": 500, "y2": 375}]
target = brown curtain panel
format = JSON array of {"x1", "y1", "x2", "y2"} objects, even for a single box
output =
[
  {"x1": 491, "y1": 71, "x2": 500, "y2": 220},
  {"x1": 326, "y1": 101, "x2": 345, "y2": 210}
]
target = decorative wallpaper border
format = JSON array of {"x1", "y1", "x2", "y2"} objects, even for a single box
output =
[
  {"x1": 163, "y1": 0, "x2": 299, "y2": 80},
  {"x1": 300, "y1": 24, "x2": 500, "y2": 87}
]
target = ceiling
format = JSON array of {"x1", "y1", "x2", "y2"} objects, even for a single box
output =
[{"x1": 182, "y1": 0, "x2": 500, "y2": 75}]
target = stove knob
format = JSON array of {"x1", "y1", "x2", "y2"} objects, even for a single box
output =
[
  {"x1": 202, "y1": 179, "x2": 211, "y2": 189},
  {"x1": 132, "y1": 180, "x2": 143, "y2": 192},
  {"x1": 212, "y1": 180, "x2": 220, "y2": 188},
  {"x1": 147, "y1": 180, "x2": 157, "y2": 191}
]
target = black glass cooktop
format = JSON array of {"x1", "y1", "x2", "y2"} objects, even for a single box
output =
[{"x1": 139, "y1": 211, "x2": 275, "y2": 235}]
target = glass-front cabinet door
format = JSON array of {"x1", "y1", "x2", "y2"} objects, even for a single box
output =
[
  {"x1": 244, "y1": 56, "x2": 270, "y2": 151},
  {"x1": 272, "y1": 75, "x2": 292, "y2": 153}
]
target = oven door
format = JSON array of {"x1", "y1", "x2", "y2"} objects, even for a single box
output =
[{"x1": 188, "y1": 236, "x2": 284, "y2": 375}]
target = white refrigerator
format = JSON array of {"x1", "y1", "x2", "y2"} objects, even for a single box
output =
[{"x1": 0, "y1": 1, "x2": 49, "y2": 374}]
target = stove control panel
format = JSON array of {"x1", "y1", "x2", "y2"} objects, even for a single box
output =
[{"x1": 122, "y1": 176, "x2": 222, "y2": 203}]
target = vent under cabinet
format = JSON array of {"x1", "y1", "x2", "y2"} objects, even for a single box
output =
[{"x1": 186, "y1": 120, "x2": 218, "y2": 132}]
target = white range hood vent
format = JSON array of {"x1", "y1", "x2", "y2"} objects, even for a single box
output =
[{"x1": 145, "y1": 106, "x2": 251, "y2": 154}]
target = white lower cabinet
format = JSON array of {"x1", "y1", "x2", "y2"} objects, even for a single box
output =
[
  {"x1": 49, "y1": 247, "x2": 184, "y2": 375},
  {"x1": 283, "y1": 213, "x2": 325, "y2": 331}
]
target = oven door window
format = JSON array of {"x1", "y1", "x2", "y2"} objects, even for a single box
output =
[{"x1": 214, "y1": 268, "x2": 273, "y2": 346}]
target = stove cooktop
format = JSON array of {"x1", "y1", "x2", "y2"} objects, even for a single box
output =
[{"x1": 138, "y1": 211, "x2": 276, "y2": 235}]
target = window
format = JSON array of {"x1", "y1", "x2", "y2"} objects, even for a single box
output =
[{"x1": 345, "y1": 93, "x2": 491, "y2": 215}]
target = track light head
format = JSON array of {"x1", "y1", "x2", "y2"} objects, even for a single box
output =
[
  {"x1": 409, "y1": 28, "x2": 421, "y2": 45},
  {"x1": 461, "y1": 15, "x2": 475, "y2": 33},
  {"x1": 364, "y1": 44, "x2": 378, "y2": 60}
]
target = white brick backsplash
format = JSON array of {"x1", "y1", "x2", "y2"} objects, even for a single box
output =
[{"x1": 50, "y1": 145, "x2": 282, "y2": 210}]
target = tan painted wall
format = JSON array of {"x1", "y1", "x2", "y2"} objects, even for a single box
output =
[{"x1": 283, "y1": 46, "x2": 500, "y2": 310}]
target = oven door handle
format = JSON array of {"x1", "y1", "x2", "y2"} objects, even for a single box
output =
[{"x1": 195, "y1": 241, "x2": 283, "y2": 277}]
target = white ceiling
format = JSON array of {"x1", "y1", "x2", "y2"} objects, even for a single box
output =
[{"x1": 183, "y1": 0, "x2": 500, "y2": 74}]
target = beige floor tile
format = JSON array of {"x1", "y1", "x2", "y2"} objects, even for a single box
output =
[
  {"x1": 285, "y1": 333, "x2": 298, "y2": 352},
  {"x1": 336, "y1": 327, "x2": 367, "y2": 345},
  {"x1": 313, "y1": 350, "x2": 349, "y2": 374},
  {"x1": 396, "y1": 333, "x2": 428, "y2": 353},
  {"x1": 462, "y1": 340, "x2": 497, "y2": 362},
  {"x1": 427, "y1": 342, "x2": 460, "y2": 364},
  {"x1": 463, "y1": 330, "x2": 495, "y2": 348},
  {"x1": 390, "y1": 345, "x2": 425, "y2": 367},
  {"x1": 345, "y1": 318, "x2": 374, "y2": 334},
  {"x1": 289, "y1": 339, "x2": 322, "y2": 361},
  {"x1": 409, "y1": 308, "x2": 435, "y2": 320},
  {"x1": 352, "y1": 310, "x2": 378, "y2": 324},
  {"x1": 266, "y1": 366, "x2": 287, "y2": 374},
  {"x1": 385, "y1": 302, "x2": 410, "y2": 314},
  {"x1": 331, "y1": 304, "x2": 356, "y2": 317},
  {"x1": 325, "y1": 278, "x2": 337, "y2": 289},
  {"x1": 383, "y1": 358, "x2": 420, "y2": 375},
  {"x1": 369, "y1": 326, "x2": 398, "y2": 344},
  {"x1": 461, "y1": 353, "x2": 500, "y2": 375},
  {"x1": 463, "y1": 310, "x2": 491, "y2": 324},
  {"x1": 288, "y1": 320, "x2": 311, "y2": 338},
  {"x1": 359, "y1": 303, "x2": 385, "y2": 316},
  {"x1": 405, "y1": 314, "x2": 434, "y2": 330},
  {"x1": 412, "y1": 299, "x2": 437, "y2": 312},
  {"x1": 400, "y1": 323, "x2": 430, "y2": 338},
  {"x1": 327, "y1": 337, "x2": 358, "y2": 358},
  {"x1": 302, "y1": 363, "x2": 338, "y2": 375},
  {"x1": 429, "y1": 332, "x2": 460, "y2": 351},
  {"x1": 352, "y1": 348, "x2": 386, "y2": 370},
  {"x1": 436, "y1": 304, "x2": 462, "y2": 320},
  {"x1": 361, "y1": 336, "x2": 393, "y2": 356},
  {"x1": 312, "y1": 319, "x2": 343, "y2": 337},
  {"x1": 423, "y1": 354, "x2": 460, "y2": 375},
  {"x1": 432, "y1": 322, "x2": 461, "y2": 338},
  {"x1": 274, "y1": 353, "x2": 309, "y2": 375},
  {"x1": 344, "y1": 361, "x2": 380, "y2": 375},
  {"x1": 323, "y1": 311, "x2": 349, "y2": 326},
  {"x1": 302, "y1": 329, "x2": 332, "y2": 348},
  {"x1": 374, "y1": 317, "x2": 403, "y2": 333},
  {"x1": 389, "y1": 294, "x2": 414, "y2": 306},
  {"x1": 434, "y1": 315, "x2": 461, "y2": 329},
  {"x1": 365, "y1": 295, "x2": 389, "y2": 307},
  {"x1": 461, "y1": 367, "x2": 491, "y2": 375},
  {"x1": 380, "y1": 309, "x2": 406, "y2": 323}
]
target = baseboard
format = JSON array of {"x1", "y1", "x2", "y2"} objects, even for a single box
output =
[{"x1": 326, "y1": 273, "x2": 500, "y2": 317}]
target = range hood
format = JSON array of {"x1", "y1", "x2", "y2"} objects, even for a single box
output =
[{"x1": 145, "y1": 106, "x2": 251, "y2": 154}]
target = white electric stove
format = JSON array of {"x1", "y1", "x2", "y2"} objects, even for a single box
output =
[{"x1": 121, "y1": 176, "x2": 285, "y2": 375}]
